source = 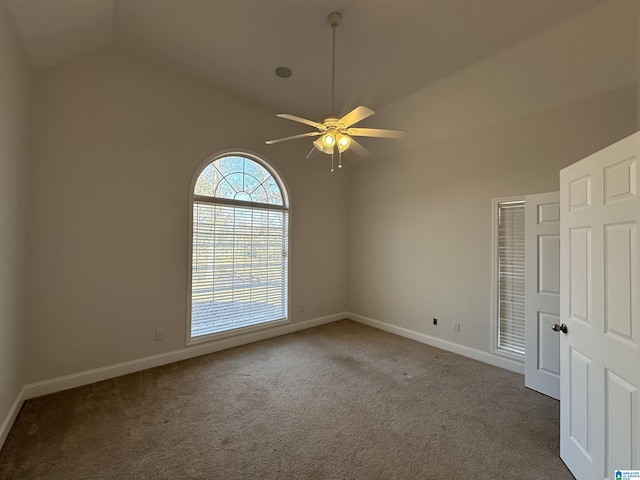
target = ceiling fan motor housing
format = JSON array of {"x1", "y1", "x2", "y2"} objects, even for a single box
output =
[{"x1": 319, "y1": 115, "x2": 341, "y2": 127}]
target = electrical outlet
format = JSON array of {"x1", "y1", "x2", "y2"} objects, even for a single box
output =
[
  {"x1": 453, "y1": 323, "x2": 461, "y2": 332},
  {"x1": 299, "y1": 305, "x2": 305, "y2": 313},
  {"x1": 155, "y1": 330, "x2": 164, "y2": 341},
  {"x1": 433, "y1": 318, "x2": 438, "y2": 326}
]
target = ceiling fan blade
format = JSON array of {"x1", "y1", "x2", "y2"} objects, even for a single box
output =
[
  {"x1": 306, "y1": 146, "x2": 320, "y2": 159},
  {"x1": 349, "y1": 138, "x2": 371, "y2": 158},
  {"x1": 265, "y1": 131, "x2": 322, "y2": 145},
  {"x1": 347, "y1": 127, "x2": 405, "y2": 139},
  {"x1": 277, "y1": 113, "x2": 326, "y2": 130},
  {"x1": 338, "y1": 106, "x2": 375, "y2": 128}
]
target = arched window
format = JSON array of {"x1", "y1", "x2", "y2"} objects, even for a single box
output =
[{"x1": 188, "y1": 153, "x2": 289, "y2": 343}]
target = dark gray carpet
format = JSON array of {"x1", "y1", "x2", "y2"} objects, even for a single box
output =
[{"x1": 0, "y1": 319, "x2": 573, "y2": 479}]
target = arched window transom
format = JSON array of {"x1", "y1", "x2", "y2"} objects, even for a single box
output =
[
  {"x1": 194, "y1": 156, "x2": 284, "y2": 206},
  {"x1": 189, "y1": 153, "x2": 289, "y2": 342}
]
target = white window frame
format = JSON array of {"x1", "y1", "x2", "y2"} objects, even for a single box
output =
[
  {"x1": 490, "y1": 196, "x2": 526, "y2": 362},
  {"x1": 186, "y1": 150, "x2": 291, "y2": 346}
]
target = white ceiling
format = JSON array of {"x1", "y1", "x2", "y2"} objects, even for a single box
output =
[{"x1": 4, "y1": 0, "x2": 607, "y2": 119}]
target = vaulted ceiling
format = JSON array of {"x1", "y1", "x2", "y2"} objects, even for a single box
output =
[{"x1": 4, "y1": 0, "x2": 607, "y2": 119}]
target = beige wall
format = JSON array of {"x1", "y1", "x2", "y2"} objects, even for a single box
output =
[
  {"x1": 349, "y1": 85, "x2": 636, "y2": 354},
  {"x1": 26, "y1": 49, "x2": 349, "y2": 383},
  {"x1": 348, "y1": 0, "x2": 638, "y2": 360},
  {"x1": 0, "y1": 1, "x2": 31, "y2": 426},
  {"x1": 17, "y1": 0, "x2": 640, "y2": 387}
]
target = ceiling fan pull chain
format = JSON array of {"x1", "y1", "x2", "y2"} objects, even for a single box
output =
[
  {"x1": 331, "y1": 151, "x2": 335, "y2": 172},
  {"x1": 338, "y1": 150, "x2": 343, "y2": 169}
]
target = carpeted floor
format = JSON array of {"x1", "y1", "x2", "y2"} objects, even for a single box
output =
[{"x1": 0, "y1": 319, "x2": 574, "y2": 479}]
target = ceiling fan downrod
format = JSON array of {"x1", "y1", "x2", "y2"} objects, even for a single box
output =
[{"x1": 328, "y1": 12, "x2": 341, "y2": 115}]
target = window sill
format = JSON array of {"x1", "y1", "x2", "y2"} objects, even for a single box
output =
[
  {"x1": 186, "y1": 317, "x2": 291, "y2": 347},
  {"x1": 492, "y1": 348, "x2": 525, "y2": 364}
]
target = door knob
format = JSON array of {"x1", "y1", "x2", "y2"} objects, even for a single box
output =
[{"x1": 552, "y1": 323, "x2": 568, "y2": 334}]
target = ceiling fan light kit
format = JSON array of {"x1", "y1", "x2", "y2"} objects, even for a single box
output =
[{"x1": 266, "y1": 11, "x2": 405, "y2": 172}]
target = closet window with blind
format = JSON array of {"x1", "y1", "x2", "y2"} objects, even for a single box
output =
[
  {"x1": 188, "y1": 153, "x2": 289, "y2": 344},
  {"x1": 493, "y1": 198, "x2": 526, "y2": 359}
]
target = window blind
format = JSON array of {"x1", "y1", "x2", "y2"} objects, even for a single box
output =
[
  {"x1": 497, "y1": 201, "x2": 526, "y2": 356},
  {"x1": 191, "y1": 201, "x2": 288, "y2": 337}
]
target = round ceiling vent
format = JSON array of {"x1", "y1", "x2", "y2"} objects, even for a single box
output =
[{"x1": 275, "y1": 67, "x2": 292, "y2": 78}]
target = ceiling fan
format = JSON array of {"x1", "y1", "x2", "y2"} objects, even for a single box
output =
[{"x1": 266, "y1": 12, "x2": 405, "y2": 171}]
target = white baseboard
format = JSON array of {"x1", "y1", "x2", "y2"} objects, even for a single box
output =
[
  {"x1": 3, "y1": 311, "x2": 519, "y2": 452},
  {"x1": 23, "y1": 312, "x2": 346, "y2": 401},
  {"x1": 347, "y1": 312, "x2": 524, "y2": 375},
  {"x1": 0, "y1": 386, "x2": 26, "y2": 451},
  {"x1": 3, "y1": 314, "x2": 343, "y2": 451}
]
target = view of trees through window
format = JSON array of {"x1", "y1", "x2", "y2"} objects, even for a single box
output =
[{"x1": 190, "y1": 155, "x2": 288, "y2": 339}]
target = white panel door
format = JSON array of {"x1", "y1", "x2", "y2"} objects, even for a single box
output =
[
  {"x1": 525, "y1": 191, "x2": 560, "y2": 399},
  {"x1": 560, "y1": 132, "x2": 640, "y2": 480}
]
